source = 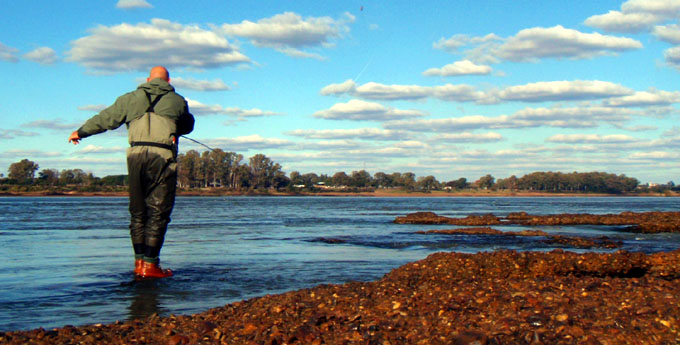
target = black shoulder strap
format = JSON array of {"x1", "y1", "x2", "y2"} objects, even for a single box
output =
[{"x1": 145, "y1": 92, "x2": 165, "y2": 112}]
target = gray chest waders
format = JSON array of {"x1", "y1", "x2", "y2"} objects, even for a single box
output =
[{"x1": 127, "y1": 92, "x2": 179, "y2": 266}]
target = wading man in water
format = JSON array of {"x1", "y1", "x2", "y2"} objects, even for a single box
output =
[{"x1": 68, "y1": 66, "x2": 195, "y2": 278}]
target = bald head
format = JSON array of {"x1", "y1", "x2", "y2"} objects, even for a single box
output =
[{"x1": 147, "y1": 66, "x2": 170, "y2": 82}]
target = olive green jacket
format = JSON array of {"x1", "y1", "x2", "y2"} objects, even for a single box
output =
[{"x1": 77, "y1": 78, "x2": 194, "y2": 140}]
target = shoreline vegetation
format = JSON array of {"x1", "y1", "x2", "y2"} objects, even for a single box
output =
[
  {"x1": 1, "y1": 188, "x2": 678, "y2": 198},
  {"x1": 4, "y1": 154, "x2": 679, "y2": 198}
]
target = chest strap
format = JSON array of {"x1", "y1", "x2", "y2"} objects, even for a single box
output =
[
  {"x1": 130, "y1": 93, "x2": 175, "y2": 150},
  {"x1": 146, "y1": 92, "x2": 164, "y2": 112}
]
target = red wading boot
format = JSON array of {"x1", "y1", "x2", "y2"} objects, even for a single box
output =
[
  {"x1": 134, "y1": 259, "x2": 143, "y2": 276},
  {"x1": 138, "y1": 261, "x2": 173, "y2": 278}
]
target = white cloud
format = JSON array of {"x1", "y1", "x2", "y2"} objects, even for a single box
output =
[
  {"x1": 495, "y1": 25, "x2": 642, "y2": 61},
  {"x1": 584, "y1": 11, "x2": 661, "y2": 33},
  {"x1": 432, "y1": 132, "x2": 503, "y2": 143},
  {"x1": 186, "y1": 98, "x2": 280, "y2": 118},
  {"x1": 385, "y1": 104, "x2": 639, "y2": 133},
  {"x1": 0, "y1": 149, "x2": 62, "y2": 158},
  {"x1": 0, "y1": 42, "x2": 19, "y2": 62},
  {"x1": 433, "y1": 34, "x2": 502, "y2": 53},
  {"x1": 384, "y1": 115, "x2": 512, "y2": 132},
  {"x1": 497, "y1": 80, "x2": 633, "y2": 102},
  {"x1": 423, "y1": 60, "x2": 492, "y2": 77},
  {"x1": 512, "y1": 106, "x2": 634, "y2": 125},
  {"x1": 221, "y1": 12, "x2": 354, "y2": 59},
  {"x1": 620, "y1": 125, "x2": 657, "y2": 132},
  {"x1": 652, "y1": 24, "x2": 680, "y2": 44},
  {"x1": 603, "y1": 89, "x2": 680, "y2": 107},
  {"x1": 585, "y1": 0, "x2": 680, "y2": 33},
  {"x1": 322, "y1": 80, "x2": 633, "y2": 104},
  {"x1": 629, "y1": 151, "x2": 680, "y2": 160},
  {"x1": 67, "y1": 18, "x2": 250, "y2": 72},
  {"x1": 116, "y1": 0, "x2": 152, "y2": 9},
  {"x1": 320, "y1": 80, "x2": 485, "y2": 102},
  {"x1": 320, "y1": 79, "x2": 357, "y2": 96},
  {"x1": 285, "y1": 128, "x2": 410, "y2": 141},
  {"x1": 198, "y1": 135, "x2": 292, "y2": 151},
  {"x1": 0, "y1": 129, "x2": 39, "y2": 139},
  {"x1": 546, "y1": 134, "x2": 639, "y2": 144},
  {"x1": 23, "y1": 47, "x2": 58, "y2": 65},
  {"x1": 294, "y1": 140, "x2": 362, "y2": 151},
  {"x1": 78, "y1": 104, "x2": 107, "y2": 112},
  {"x1": 22, "y1": 119, "x2": 82, "y2": 131},
  {"x1": 313, "y1": 99, "x2": 426, "y2": 121},
  {"x1": 663, "y1": 46, "x2": 680, "y2": 70},
  {"x1": 171, "y1": 77, "x2": 230, "y2": 91},
  {"x1": 76, "y1": 145, "x2": 126, "y2": 154}
]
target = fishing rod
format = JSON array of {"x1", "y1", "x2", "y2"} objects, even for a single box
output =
[{"x1": 180, "y1": 135, "x2": 219, "y2": 152}]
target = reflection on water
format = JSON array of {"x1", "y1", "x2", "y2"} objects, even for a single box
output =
[
  {"x1": 124, "y1": 279, "x2": 163, "y2": 320},
  {"x1": 0, "y1": 196, "x2": 678, "y2": 331}
]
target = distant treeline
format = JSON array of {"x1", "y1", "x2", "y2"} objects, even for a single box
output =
[{"x1": 2, "y1": 151, "x2": 677, "y2": 195}]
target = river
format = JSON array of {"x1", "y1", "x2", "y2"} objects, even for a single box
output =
[{"x1": 0, "y1": 196, "x2": 678, "y2": 331}]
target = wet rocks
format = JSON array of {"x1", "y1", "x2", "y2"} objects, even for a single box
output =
[
  {"x1": 398, "y1": 211, "x2": 680, "y2": 233},
  {"x1": 416, "y1": 227, "x2": 621, "y2": 249},
  {"x1": 309, "y1": 237, "x2": 347, "y2": 244},
  {"x1": 395, "y1": 212, "x2": 502, "y2": 226},
  {"x1": 3, "y1": 249, "x2": 680, "y2": 344},
  {"x1": 416, "y1": 227, "x2": 507, "y2": 235}
]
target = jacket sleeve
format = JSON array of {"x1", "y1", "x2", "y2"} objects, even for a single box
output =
[
  {"x1": 176, "y1": 100, "x2": 195, "y2": 136},
  {"x1": 77, "y1": 93, "x2": 132, "y2": 138}
]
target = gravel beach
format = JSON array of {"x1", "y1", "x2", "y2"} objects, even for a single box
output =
[{"x1": 2, "y1": 248, "x2": 679, "y2": 344}]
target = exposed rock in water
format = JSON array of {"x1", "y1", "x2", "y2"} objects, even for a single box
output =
[
  {"x1": 395, "y1": 212, "x2": 502, "y2": 226},
  {"x1": 416, "y1": 227, "x2": 621, "y2": 249},
  {"x1": 397, "y1": 211, "x2": 680, "y2": 233},
  {"x1": 309, "y1": 237, "x2": 347, "y2": 244},
  {"x1": 3, "y1": 249, "x2": 679, "y2": 344}
]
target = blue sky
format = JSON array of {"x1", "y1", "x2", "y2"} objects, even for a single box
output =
[{"x1": 1, "y1": 0, "x2": 679, "y2": 183}]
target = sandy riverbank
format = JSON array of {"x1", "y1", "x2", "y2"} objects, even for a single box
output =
[{"x1": 1, "y1": 249, "x2": 679, "y2": 344}]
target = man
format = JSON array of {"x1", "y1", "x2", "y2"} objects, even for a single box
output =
[{"x1": 69, "y1": 66, "x2": 195, "y2": 278}]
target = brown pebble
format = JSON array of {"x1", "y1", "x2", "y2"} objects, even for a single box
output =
[{"x1": 167, "y1": 334, "x2": 189, "y2": 345}]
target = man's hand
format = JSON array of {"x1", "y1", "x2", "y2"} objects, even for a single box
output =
[{"x1": 68, "y1": 130, "x2": 81, "y2": 145}]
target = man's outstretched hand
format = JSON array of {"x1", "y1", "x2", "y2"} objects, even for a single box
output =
[{"x1": 68, "y1": 130, "x2": 81, "y2": 145}]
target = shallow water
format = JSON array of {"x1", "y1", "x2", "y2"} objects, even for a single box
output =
[{"x1": 0, "y1": 196, "x2": 678, "y2": 331}]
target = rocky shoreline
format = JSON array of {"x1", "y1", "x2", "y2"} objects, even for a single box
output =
[{"x1": 1, "y1": 249, "x2": 679, "y2": 344}]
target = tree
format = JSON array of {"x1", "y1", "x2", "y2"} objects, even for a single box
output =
[
  {"x1": 8, "y1": 159, "x2": 39, "y2": 184},
  {"x1": 331, "y1": 171, "x2": 351, "y2": 187},
  {"x1": 496, "y1": 175, "x2": 518, "y2": 191},
  {"x1": 101, "y1": 174, "x2": 128, "y2": 186},
  {"x1": 249, "y1": 154, "x2": 282, "y2": 189},
  {"x1": 177, "y1": 150, "x2": 200, "y2": 188},
  {"x1": 350, "y1": 170, "x2": 372, "y2": 187},
  {"x1": 478, "y1": 174, "x2": 495, "y2": 190},
  {"x1": 301, "y1": 173, "x2": 320, "y2": 187},
  {"x1": 38, "y1": 169, "x2": 59, "y2": 186},
  {"x1": 445, "y1": 177, "x2": 468, "y2": 190},
  {"x1": 399, "y1": 172, "x2": 416, "y2": 190},
  {"x1": 417, "y1": 175, "x2": 440, "y2": 191},
  {"x1": 59, "y1": 169, "x2": 88, "y2": 185},
  {"x1": 373, "y1": 172, "x2": 392, "y2": 188},
  {"x1": 289, "y1": 171, "x2": 303, "y2": 186}
]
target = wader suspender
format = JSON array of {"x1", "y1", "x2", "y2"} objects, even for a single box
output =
[{"x1": 130, "y1": 93, "x2": 175, "y2": 150}]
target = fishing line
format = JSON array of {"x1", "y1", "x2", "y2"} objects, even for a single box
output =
[{"x1": 180, "y1": 135, "x2": 219, "y2": 152}]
